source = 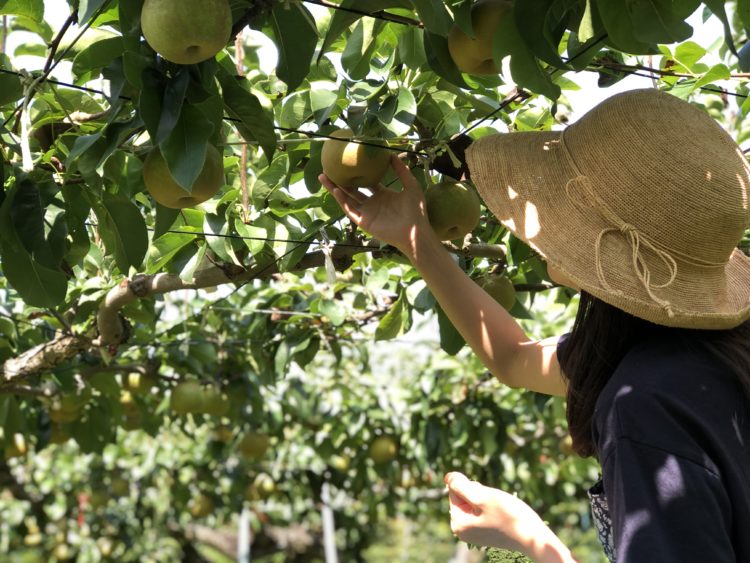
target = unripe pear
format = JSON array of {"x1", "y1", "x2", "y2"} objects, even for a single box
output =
[
  {"x1": 478, "y1": 275, "x2": 516, "y2": 311},
  {"x1": 447, "y1": 0, "x2": 513, "y2": 75},
  {"x1": 369, "y1": 435, "x2": 397, "y2": 464},
  {"x1": 143, "y1": 145, "x2": 225, "y2": 209},
  {"x1": 141, "y1": 0, "x2": 232, "y2": 65},
  {"x1": 424, "y1": 181, "x2": 481, "y2": 240},
  {"x1": 238, "y1": 432, "x2": 270, "y2": 460},
  {"x1": 170, "y1": 381, "x2": 205, "y2": 414}
]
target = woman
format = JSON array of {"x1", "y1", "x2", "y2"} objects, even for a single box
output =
[{"x1": 319, "y1": 89, "x2": 750, "y2": 562}]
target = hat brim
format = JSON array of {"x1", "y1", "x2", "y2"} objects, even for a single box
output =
[{"x1": 467, "y1": 131, "x2": 750, "y2": 329}]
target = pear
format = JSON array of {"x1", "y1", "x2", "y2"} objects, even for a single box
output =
[
  {"x1": 478, "y1": 275, "x2": 516, "y2": 311},
  {"x1": 143, "y1": 145, "x2": 225, "y2": 209},
  {"x1": 321, "y1": 129, "x2": 391, "y2": 188},
  {"x1": 369, "y1": 436, "x2": 397, "y2": 464},
  {"x1": 448, "y1": 0, "x2": 513, "y2": 75},
  {"x1": 141, "y1": 0, "x2": 232, "y2": 65},
  {"x1": 424, "y1": 181, "x2": 481, "y2": 240}
]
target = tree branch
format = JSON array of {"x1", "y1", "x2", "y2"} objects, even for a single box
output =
[{"x1": 1, "y1": 334, "x2": 89, "y2": 386}]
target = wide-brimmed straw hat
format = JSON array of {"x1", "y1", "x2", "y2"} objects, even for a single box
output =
[{"x1": 467, "y1": 88, "x2": 750, "y2": 330}]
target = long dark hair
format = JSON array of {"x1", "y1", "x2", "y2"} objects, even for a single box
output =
[{"x1": 558, "y1": 291, "x2": 750, "y2": 458}]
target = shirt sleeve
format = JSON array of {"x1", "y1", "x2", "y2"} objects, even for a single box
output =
[{"x1": 600, "y1": 435, "x2": 735, "y2": 563}]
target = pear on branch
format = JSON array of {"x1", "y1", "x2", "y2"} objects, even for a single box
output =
[
  {"x1": 448, "y1": 0, "x2": 513, "y2": 75},
  {"x1": 140, "y1": 0, "x2": 232, "y2": 65}
]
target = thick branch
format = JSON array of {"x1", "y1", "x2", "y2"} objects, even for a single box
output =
[
  {"x1": 1, "y1": 334, "x2": 88, "y2": 385},
  {"x1": 97, "y1": 244, "x2": 384, "y2": 346}
]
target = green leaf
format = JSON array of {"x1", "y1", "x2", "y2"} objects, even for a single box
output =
[
  {"x1": 155, "y1": 67, "x2": 190, "y2": 145},
  {"x1": 96, "y1": 195, "x2": 148, "y2": 273},
  {"x1": 436, "y1": 305, "x2": 465, "y2": 355},
  {"x1": 0, "y1": 69, "x2": 22, "y2": 107},
  {"x1": 513, "y1": 0, "x2": 567, "y2": 68},
  {"x1": 0, "y1": 0, "x2": 43, "y2": 21},
  {"x1": 342, "y1": 20, "x2": 381, "y2": 81},
  {"x1": 673, "y1": 40, "x2": 706, "y2": 71},
  {"x1": 412, "y1": 0, "x2": 453, "y2": 36},
  {"x1": 72, "y1": 36, "x2": 124, "y2": 77},
  {"x1": 397, "y1": 25, "x2": 426, "y2": 70},
  {"x1": 154, "y1": 203, "x2": 180, "y2": 239},
  {"x1": 424, "y1": 31, "x2": 469, "y2": 89},
  {"x1": 217, "y1": 69, "x2": 276, "y2": 163},
  {"x1": 493, "y1": 16, "x2": 561, "y2": 99},
  {"x1": 78, "y1": 0, "x2": 109, "y2": 25},
  {"x1": 703, "y1": 0, "x2": 738, "y2": 56},
  {"x1": 319, "y1": 0, "x2": 411, "y2": 62},
  {"x1": 270, "y1": 1, "x2": 318, "y2": 92},
  {"x1": 578, "y1": 0, "x2": 595, "y2": 43},
  {"x1": 0, "y1": 185, "x2": 67, "y2": 307},
  {"x1": 159, "y1": 104, "x2": 213, "y2": 191},
  {"x1": 739, "y1": 0, "x2": 750, "y2": 34},
  {"x1": 0, "y1": 240, "x2": 68, "y2": 307},
  {"x1": 628, "y1": 0, "x2": 695, "y2": 44},
  {"x1": 594, "y1": 0, "x2": 657, "y2": 54},
  {"x1": 147, "y1": 231, "x2": 195, "y2": 274},
  {"x1": 375, "y1": 291, "x2": 407, "y2": 340},
  {"x1": 319, "y1": 299, "x2": 346, "y2": 326}
]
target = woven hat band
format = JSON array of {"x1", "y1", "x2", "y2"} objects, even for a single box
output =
[{"x1": 558, "y1": 129, "x2": 727, "y2": 319}]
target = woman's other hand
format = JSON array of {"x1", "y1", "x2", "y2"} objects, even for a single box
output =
[
  {"x1": 318, "y1": 155, "x2": 436, "y2": 257},
  {"x1": 445, "y1": 472, "x2": 577, "y2": 563}
]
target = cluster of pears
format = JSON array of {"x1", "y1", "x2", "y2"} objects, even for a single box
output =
[
  {"x1": 169, "y1": 380, "x2": 230, "y2": 416},
  {"x1": 448, "y1": 0, "x2": 512, "y2": 75},
  {"x1": 321, "y1": 129, "x2": 482, "y2": 241},
  {"x1": 139, "y1": 1, "x2": 228, "y2": 209}
]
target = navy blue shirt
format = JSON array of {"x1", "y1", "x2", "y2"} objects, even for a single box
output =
[{"x1": 561, "y1": 332, "x2": 750, "y2": 562}]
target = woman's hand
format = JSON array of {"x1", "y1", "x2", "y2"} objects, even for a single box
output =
[
  {"x1": 318, "y1": 155, "x2": 436, "y2": 256},
  {"x1": 445, "y1": 472, "x2": 577, "y2": 563}
]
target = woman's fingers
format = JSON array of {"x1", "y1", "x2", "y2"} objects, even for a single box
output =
[
  {"x1": 318, "y1": 174, "x2": 365, "y2": 224},
  {"x1": 390, "y1": 154, "x2": 420, "y2": 191},
  {"x1": 319, "y1": 174, "x2": 368, "y2": 204},
  {"x1": 445, "y1": 472, "x2": 487, "y2": 509}
]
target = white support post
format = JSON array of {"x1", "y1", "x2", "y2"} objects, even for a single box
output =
[
  {"x1": 321, "y1": 482, "x2": 338, "y2": 563},
  {"x1": 238, "y1": 506, "x2": 251, "y2": 563}
]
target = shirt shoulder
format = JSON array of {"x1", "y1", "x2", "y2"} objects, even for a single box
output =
[{"x1": 593, "y1": 335, "x2": 747, "y2": 467}]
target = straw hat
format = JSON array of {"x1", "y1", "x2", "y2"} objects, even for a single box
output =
[{"x1": 466, "y1": 88, "x2": 750, "y2": 329}]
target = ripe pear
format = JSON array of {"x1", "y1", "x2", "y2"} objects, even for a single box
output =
[
  {"x1": 448, "y1": 0, "x2": 513, "y2": 75},
  {"x1": 369, "y1": 436, "x2": 397, "y2": 464},
  {"x1": 477, "y1": 275, "x2": 516, "y2": 311},
  {"x1": 321, "y1": 129, "x2": 391, "y2": 188},
  {"x1": 141, "y1": 0, "x2": 232, "y2": 65},
  {"x1": 143, "y1": 145, "x2": 225, "y2": 209},
  {"x1": 238, "y1": 432, "x2": 270, "y2": 461},
  {"x1": 424, "y1": 181, "x2": 481, "y2": 240}
]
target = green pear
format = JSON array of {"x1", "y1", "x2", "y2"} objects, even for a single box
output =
[
  {"x1": 424, "y1": 181, "x2": 481, "y2": 240},
  {"x1": 369, "y1": 436, "x2": 397, "y2": 464},
  {"x1": 141, "y1": 0, "x2": 232, "y2": 65},
  {"x1": 448, "y1": 0, "x2": 513, "y2": 75},
  {"x1": 143, "y1": 145, "x2": 225, "y2": 209},
  {"x1": 170, "y1": 381, "x2": 205, "y2": 414},
  {"x1": 478, "y1": 275, "x2": 516, "y2": 311},
  {"x1": 321, "y1": 129, "x2": 391, "y2": 188}
]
